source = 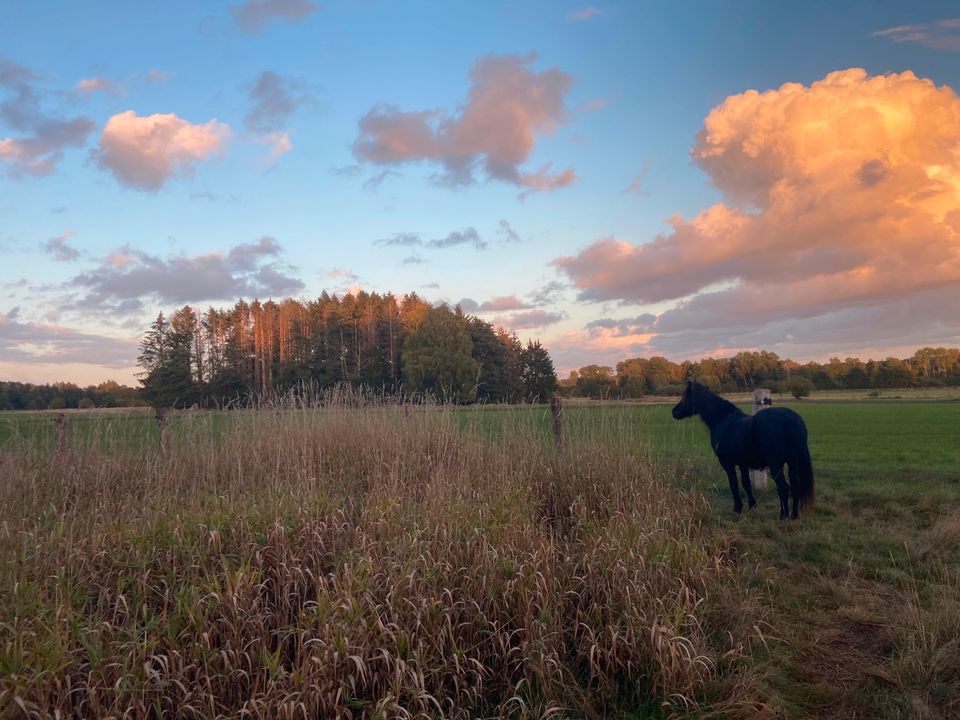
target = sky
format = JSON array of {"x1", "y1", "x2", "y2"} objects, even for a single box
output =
[{"x1": 2, "y1": 0, "x2": 960, "y2": 386}]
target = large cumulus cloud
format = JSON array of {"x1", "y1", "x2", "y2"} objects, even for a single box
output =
[
  {"x1": 553, "y1": 68, "x2": 960, "y2": 359},
  {"x1": 353, "y1": 53, "x2": 576, "y2": 194}
]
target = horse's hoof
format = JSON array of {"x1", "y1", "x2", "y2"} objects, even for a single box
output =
[
  {"x1": 734, "y1": 505, "x2": 743, "y2": 514},
  {"x1": 748, "y1": 501, "x2": 757, "y2": 509}
]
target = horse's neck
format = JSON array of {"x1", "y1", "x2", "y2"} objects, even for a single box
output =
[{"x1": 698, "y1": 395, "x2": 743, "y2": 429}]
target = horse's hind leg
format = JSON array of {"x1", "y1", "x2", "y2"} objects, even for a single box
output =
[
  {"x1": 723, "y1": 462, "x2": 743, "y2": 513},
  {"x1": 787, "y1": 455, "x2": 801, "y2": 519},
  {"x1": 770, "y1": 463, "x2": 789, "y2": 520},
  {"x1": 738, "y1": 464, "x2": 757, "y2": 509}
]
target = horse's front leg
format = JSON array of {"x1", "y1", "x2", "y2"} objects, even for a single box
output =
[
  {"x1": 738, "y1": 464, "x2": 757, "y2": 509},
  {"x1": 722, "y1": 462, "x2": 743, "y2": 513}
]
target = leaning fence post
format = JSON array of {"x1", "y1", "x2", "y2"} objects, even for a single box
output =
[
  {"x1": 155, "y1": 407, "x2": 171, "y2": 456},
  {"x1": 550, "y1": 396, "x2": 564, "y2": 453},
  {"x1": 54, "y1": 413, "x2": 68, "y2": 456}
]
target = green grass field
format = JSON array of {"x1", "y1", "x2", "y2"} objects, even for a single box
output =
[{"x1": 2, "y1": 397, "x2": 958, "y2": 717}]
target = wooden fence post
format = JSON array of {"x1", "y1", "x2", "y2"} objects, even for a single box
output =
[
  {"x1": 54, "y1": 413, "x2": 68, "y2": 456},
  {"x1": 750, "y1": 389, "x2": 772, "y2": 489},
  {"x1": 550, "y1": 396, "x2": 564, "y2": 453},
  {"x1": 155, "y1": 407, "x2": 171, "y2": 456}
]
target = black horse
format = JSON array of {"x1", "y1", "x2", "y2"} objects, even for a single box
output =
[{"x1": 672, "y1": 381, "x2": 815, "y2": 519}]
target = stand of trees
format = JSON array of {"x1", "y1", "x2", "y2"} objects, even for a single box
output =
[
  {"x1": 0, "y1": 380, "x2": 144, "y2": 410},
  {"x1": 559, "y1": 348, "x2": 960, "y2": 398},
  {"x1": 137, "y1": 292, "x2": 559, "y2": 407}
]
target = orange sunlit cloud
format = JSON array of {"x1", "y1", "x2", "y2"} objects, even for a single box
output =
[
  {"x1": 95, "y1": 111, "x2": 230, "y2": 191},
  {"x1": 553, "y1": 68, "x2": 960, "y2": 357}
]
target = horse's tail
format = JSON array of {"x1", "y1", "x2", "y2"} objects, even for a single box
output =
[{"x1": 795, "y1": 441, "x2": 815, "y2": 511}]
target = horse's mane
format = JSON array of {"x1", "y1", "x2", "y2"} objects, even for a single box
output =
[{"x1": 692, "y1": 382, "x2": 744, "y2": 425}]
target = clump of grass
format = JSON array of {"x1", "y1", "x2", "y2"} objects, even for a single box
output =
[{"x1": 1, "y1": 398, "x2": 756, "y2": 718}]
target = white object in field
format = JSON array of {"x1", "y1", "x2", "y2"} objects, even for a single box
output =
[{"x1": 750, "y1": 389, "x2": 773, "y2": 490}]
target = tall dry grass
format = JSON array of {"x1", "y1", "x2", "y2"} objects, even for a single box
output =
[{"x1": 0, "y1": 395, "x2": 757, "y2": 719}]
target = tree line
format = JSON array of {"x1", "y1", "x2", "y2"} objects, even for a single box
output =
[
  {"x1": 560, "y1": 347, "x2": 960, "y2": 399},
  {"x1": 0, "y1": 380, "x2": 144, "y2": 411},
  {"x1": 137, "y1": 292, "x2": 559, "y2": 407}
]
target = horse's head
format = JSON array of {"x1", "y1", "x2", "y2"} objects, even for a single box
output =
[{"x1": 671, "y1": 380, "x2": 698, "y2": 419}]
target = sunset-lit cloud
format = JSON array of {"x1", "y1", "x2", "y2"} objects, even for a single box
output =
[
  {"x1": 70, "y1": 237, "x2": 302, "y2": 310},
  {"x1": 624, "y1": 160, "x2": 649, "y2": 195},
  {"x1": 95, "y1": 111, "x2": 230, "y2": 190},
  {"x1": 458, "y1": 295, "x2": 532, "y2": 313},
  {"x1": 230, "y1": 0, "x2": 321, "y2": 33},
  {"x1": 257, "y1": 130, "x2": 292, "y2": 163},
  {"x1": 0, "y1": 308, "x2": 139, "y2": 369},
  {"x1": 75, "y1": 76, "x2": 124, "y2": 96},
  {"x1": 353, "y1": 53, "x2": 575, "y2": 194},
  {"x1": 41, "y1": 230, "x2": 80, "y2": 261},
  {"x1": 493, "y1": 309, "x2": 565, "y2": 330},
  {"x1": 244, "y1": 70, "x2": 310, "y2": 161},
  {"x1": 1, "y1": 58, "x2": 96, "y2": 176},
  {"x1": 555, "y1": 68, "x2": 960, "y2": 356}
]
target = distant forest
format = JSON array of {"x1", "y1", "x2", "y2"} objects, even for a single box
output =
[
  {"x1": 560, "y1": 347, "x2": 960, "y2": 399},
  {"x1": 136, "y1": 292, "x2": 559, "y2": 408},
  {"x1": 4, "y1": 298, "x2": 960, "y2": 410}
]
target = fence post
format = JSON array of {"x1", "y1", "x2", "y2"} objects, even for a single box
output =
[
  {"x1": 155, "y1": 407, "x2": 171, "y2": 456},
  {"x1": 54, "y1": 413, "x2": 68, "y2": 456},
  {"x1": 550, "y1": 396, "x2": 564, "y2": 453},
  {"x1": 750, "y1": 389, "x2": 772, "y2": 489}
]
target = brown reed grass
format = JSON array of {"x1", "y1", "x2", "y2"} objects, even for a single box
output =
[{"x1": 0, "y1": 394, "x2": 759, "y2": 719}]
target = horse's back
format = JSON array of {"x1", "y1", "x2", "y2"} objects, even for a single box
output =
[{"x1": 752, "y1": 407, "x2": 808, "y2": 462}]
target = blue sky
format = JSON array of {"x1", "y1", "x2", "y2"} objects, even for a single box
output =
[{"x1": 3, "y1": 1, "x2": 960, "y2": 384}]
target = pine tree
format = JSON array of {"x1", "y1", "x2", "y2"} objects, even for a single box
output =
[{"x1": 520, "y1": 340, "x2": 558, "y2": 402}]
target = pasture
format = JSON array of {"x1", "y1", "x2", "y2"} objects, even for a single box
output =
[{"x1": 1, "y1": 397, "x2": 958, "y2": 718}]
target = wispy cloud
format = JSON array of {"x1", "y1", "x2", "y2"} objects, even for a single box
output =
[
  {"x1": 375, "y1": 228, "x2": 486, "y2": 250},
  {"x1": 75, "y1": 76, "x2": 125, "y2": 96},
  {"x1": 245, "y1": 71, "x2": 311, "y2": 132},
  {"x1": 567, "y1": 6, "x2": 604, "y2": 22},
  {"x1": 873, "y1": 17, "x2": 960, "y2": 51},
  {"x1": 41, "y1": 230, "x2": 80, "y2": 261},
  {"x1": 624, "y1": 159, "x2": 650, "y2": 195},
  {"x1": 497, "y1": 219, "x2": 522, "y2": 244},
  {"x1": 363, "y1": 169, "x2": 401, "y2": 191},
  {"x1": 230, "y1": 0, "x2": 322, "y2": 33},
  {"x1": 427, "y1": 227, "x2": 486, "y2": 250}
]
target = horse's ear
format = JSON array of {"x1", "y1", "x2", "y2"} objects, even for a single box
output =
[{"x1": 686, "y1": 379, "x2": 693, "y2": 388}]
